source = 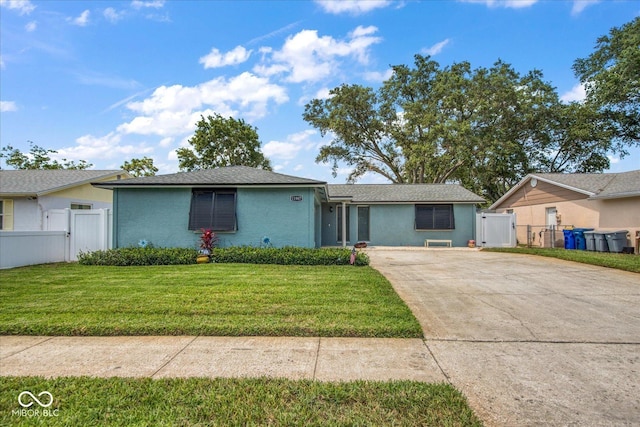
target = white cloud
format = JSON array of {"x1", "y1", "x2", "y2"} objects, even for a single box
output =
[
  {"x1": 25, "y1": 21, "x2": 37, "y2": 32},
  {"x1": 422, "y1": 38, "x2": 450, "y2": 56},
  {"x1": 262, "y1": 141, "x2": 300, "y2": 160},
  {"x1": 104, "y1": 7, "x2": 125, "y2": 23},
  {"x1": 560, "y1": 83, "x2": 586, "y2": 103},
  {"x1": 55, "y1": 132, "x2": 153, "y2": 163},
  {"x1": 69, "y1": 10, "x2": 90, "y2": 26},
  {"x1": 315, "y1": 87, "x2": 332, "y2": 99},
  {"x1": 159, "y1": 137, "x2": 174, "y2": 147},
  {"x1": 315, "y1": 0, "x2": 393, "y2": 15},
  {"x1": 0, "y1": 0, "x2": 36, "y2": 15},
  {"x1": 363, "y1": 68, "x2": 394, "y2": 82},
  {"x1": 199, "y1": 46, "x2": 252, "y2": 69},
  {"x1": 118, "y1": 72, "x2": 288, "y2": 136},
  {"x1": 458, "y1": 0, "x2": 538, "y2": 9},
  {"x1": 571, "y1": 0, "x2": 599, "y2": 15},
  {"x1": 263, "y1": 130, "x2": 317, "y2": 160},
  {"x1": 0, "y1": 101, "x2": 18, "y2": 112},
  {"x1": 131, "y1": 0, "x2": 165, "y2": 9},
  {"x1": 258, "y1": 26, "x2": 382, "y2": 83}
]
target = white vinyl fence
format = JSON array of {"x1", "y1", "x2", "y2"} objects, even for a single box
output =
[
  {"x1": 476, "y1": 213, "x2": 517, "y2": 248},
  {"x1": 0, "y1": 209, "x2": 112, "y2": 269}
]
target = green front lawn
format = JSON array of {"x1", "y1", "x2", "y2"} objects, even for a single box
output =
[
  {"x1": 0, "y1": 263, "x2": 422, "y2": 337},
  {"x1": 0, "y1": 377, "x2": 481, "y2": 426},
  {"x1": 483, "y1": 247, "x2": 640, "y2": 273}
]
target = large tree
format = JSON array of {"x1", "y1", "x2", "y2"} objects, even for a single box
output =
[
  {"x1": 120, "y1": 156, "x2": 158, "y2": 177},
  {"x1": 176, "y1": 114, "x2": 272, "y2": 171},
  {"x1": 0, "y1": 142, "x2": 92, "y2": 170},
  {"x1": 303, "y1": 54, "x2": 623, "y2": 203},
  {"x1": 573, "y1": 17, "x2": 640, "y2": 145}
]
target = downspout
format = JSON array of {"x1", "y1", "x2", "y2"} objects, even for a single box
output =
[{"x1": 342, "y1": 201, "x2": 347, "y2": 247}]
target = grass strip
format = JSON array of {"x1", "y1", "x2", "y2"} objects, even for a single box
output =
[
  {"x1": 483, "y1": 247, "x2": 639, "y2": 273},
  {"x1": 0, "y1": 376, "x2": 482, "y2": 426},
  {"x1": 0, "y1": 263, "x2": 422, "y2": 337}
]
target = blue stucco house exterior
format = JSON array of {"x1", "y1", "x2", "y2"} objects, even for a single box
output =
[{"x1": 94, "y1": 166, "x2": 484, "y2": 249}]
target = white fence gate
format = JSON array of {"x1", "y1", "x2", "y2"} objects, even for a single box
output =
[
  {"x1": 46, "y1": 209, "x2": 112, "y2": 261},
  {"x1": 0, "y1": 209, "x2": 112, "y2": 269},
  {"x1": 476, "y1": 213, "x2": 517, "y2": 248}
]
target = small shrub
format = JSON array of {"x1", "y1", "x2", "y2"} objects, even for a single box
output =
[
  {"x1": 211, "y1": 246, "x2": 369, "y2": 266},
  {"x1": 78, "y1": 247, "x2": 199, "y2": 266}
]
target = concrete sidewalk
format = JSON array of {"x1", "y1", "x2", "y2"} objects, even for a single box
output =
[{"x1": 0, "y1": 336, "x2": 446, "y2": 382}]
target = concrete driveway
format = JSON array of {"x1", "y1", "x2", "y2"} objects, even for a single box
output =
[{"x1": 367, "y1": 248, "x2": 640, "y2": 427}]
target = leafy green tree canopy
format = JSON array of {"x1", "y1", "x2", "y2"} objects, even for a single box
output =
[
  {"x1": 120, "y1": 156, "x2": 158, "y2": 177},
  {"x1": 304, "y1": 54, "x2": 619, "y2": 203},
  {"x1": 176, "y1": 114, "x2": 272, "y2": 171},
  {"x1": 0, "y1": 142, "x2": 92, "y2": 170},
  {"x1": 573, "y1": 17, "x2": 640, "y2": 144}
]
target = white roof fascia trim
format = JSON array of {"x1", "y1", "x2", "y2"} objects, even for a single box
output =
[
  {"x1": 489, "y1": 173, "x2": 595, "y2": 210},
  {"x1": 588, "y1": 191, "x2": 640, "y2": 200},
  {"x1": 532, "y1": 174, "x2": 595, "y2": 197},
  {"x1": 489, "y1": 174, "x2": 531, "y2": 210}
]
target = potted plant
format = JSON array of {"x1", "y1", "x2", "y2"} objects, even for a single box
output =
[{"x1": 197, "y1": 228, "x2": 218, "y2": 263}]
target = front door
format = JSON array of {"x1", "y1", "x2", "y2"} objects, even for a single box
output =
[
  {"x1": 357, "y1": 206, "x2": 370, "y2": 242},
  {"x1": 546, "y1": 207, "x2": 557, "y2": 229}
]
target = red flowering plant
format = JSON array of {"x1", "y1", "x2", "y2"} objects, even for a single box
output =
[{"x1": 199, "y1": 228, "x2": 218, "y2": 255}]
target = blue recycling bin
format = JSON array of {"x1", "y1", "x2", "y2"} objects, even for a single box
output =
[
  {"x1": 573, "y1": 228, "x2": 594, "y2": 250},
  {"x1": 563, "y1": 229, "x2": 576, "y2": 250}
]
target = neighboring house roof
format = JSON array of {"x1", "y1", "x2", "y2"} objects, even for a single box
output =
[
  {"x1": 588, "y1": 170, "x2": 640, "y2": 200},
  {"x1": 0, "y1": 170, "x2": 128, "y2": 197},
  {"x1": 327, "y1": 184, "x2": 485, "y2": 204},
  {"x1": 490, "y1": 170, "x2": 640, "y2": 209},
  {"x1": 93, "y1": 166, "x2": 327, "y2": 188}
]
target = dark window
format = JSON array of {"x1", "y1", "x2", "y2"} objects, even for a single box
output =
[
  {"x1": 188, "y1": 189, "x2": 237, "y2": 231},
  {"x1": 415, "y1": 204, "x2": 455, "y2": 230}
]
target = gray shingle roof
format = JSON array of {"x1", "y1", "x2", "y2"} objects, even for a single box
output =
[
  {"x1": 0, "y1": 170, "x2": 126, "y2": 196},
  {"x1": 327, "y1": 184, "x2": 485, "y2": 203},
  {"x1": 532, "y1": 170, "x2": 640, "y2": 199},
  {"x1": 490, "y1": 169, "x2": 640, "y2": 209},
  {"x1": 93, "y1": 166, "x2": 326, "y2": 188},
  {"x1": 588, "y1": 170, "x2": 640, "y2": 199}
]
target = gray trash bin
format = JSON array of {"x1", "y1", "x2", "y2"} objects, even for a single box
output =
[
  {"x1": 594, "y1": 232, "x2": 609, "y2": 252},
  {"x1": 584, "y1": 231, "x2": 596, "y2": 251},
  {"x1": 605, "y1": 230, "x2": 628, "y2": 253}
]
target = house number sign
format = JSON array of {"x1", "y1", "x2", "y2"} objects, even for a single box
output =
[{"x1": 290, "y1": 195, "x2": 303, "y2": 202}]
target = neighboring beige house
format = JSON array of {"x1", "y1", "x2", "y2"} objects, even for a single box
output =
[
  {"x1": 0, "y1": 170, "x2": 130, "y2": 231},
  {"x1": 490, "y1": 170, "x2": 640, "y2": 251}
]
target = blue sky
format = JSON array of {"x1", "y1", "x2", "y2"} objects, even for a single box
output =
[{"x1": 1, "y1": 0, "x2": 638, "y2": 182}]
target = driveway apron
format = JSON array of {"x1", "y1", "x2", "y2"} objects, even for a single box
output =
[{"x1": 367, "y1": 248, "x2": 640, "y2": 427}]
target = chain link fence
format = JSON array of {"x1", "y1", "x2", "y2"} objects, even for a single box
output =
[{"x1": 517, "y1": 225, "x2": 575, "y2": 248}]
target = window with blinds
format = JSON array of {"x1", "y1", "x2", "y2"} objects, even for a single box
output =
[
  {"x1": 415, "y1": 204, "x2": 455, "y2": 230},
  {"x1": 188, "y1": 189, "x2": 237, "y2": 231}
]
